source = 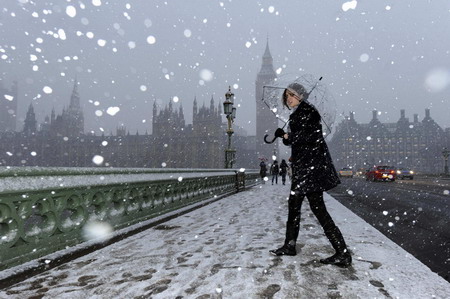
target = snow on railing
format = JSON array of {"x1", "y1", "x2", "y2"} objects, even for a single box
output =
[{"x1": 0, "y1": 167, "x2": 260, "y2": 270}]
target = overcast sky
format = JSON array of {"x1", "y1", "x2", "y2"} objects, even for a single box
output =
[{"x1": 1, "y1": 0, "x2": 449, "y2": 135}]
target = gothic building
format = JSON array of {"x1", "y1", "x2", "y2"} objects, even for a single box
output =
[
  {"x1": 255, "y1": 40, "x2": 278, "y2": 161},
  {"x1": 38, "y1": 81, "x2": 85, "y2": 138},
  {"x1": 329, "y1": 109, "x2": 449, "y2": 173},
  {"x1": 23, "y1": 104, "x2": 37, "y2": 135},
  {"x1": 190, "y1": 97, "x2": 224, "y2": 168},
  {"x1": 0, "y1": 80, "x2": 18, "y2": 132},
  {"x1": 1, "y1": 42, "x2": 287, "y2": 170},
  {"x1": 0, "y1": 79, "x2": 231, "y2": 169},
  {"x1": 150, "y1": 96, "x2": 224, "y2": 168}
]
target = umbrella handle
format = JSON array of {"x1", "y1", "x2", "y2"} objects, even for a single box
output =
[{"x1": 264, "y1": 134, "x2": 277, "y2": 144}]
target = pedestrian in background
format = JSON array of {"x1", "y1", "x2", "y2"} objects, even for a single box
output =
[
  {"x1": 279, "y1": 159, "x2": 289, "y2": 185},
  {"x1": 270, "y1": 160, "x2": 279, "y2": 185},
  {"x1": 269, "y1": 82, "x2": 352, "y2": 268},
  {"x1": 259, "y1": 160, "x2": 267, "y2": 184}
]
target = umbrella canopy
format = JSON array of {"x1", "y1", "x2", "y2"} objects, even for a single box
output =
[{"x1": 262, "y1": 73, "x2": 337, "y2": 138}]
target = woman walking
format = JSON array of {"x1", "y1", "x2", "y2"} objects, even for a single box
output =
[
  {"x1": 259, "y1": 160, "x2": 268, "y2": 183},
  {"x1": 269, "y1": 82, "x2": 352, "y2": 267}
]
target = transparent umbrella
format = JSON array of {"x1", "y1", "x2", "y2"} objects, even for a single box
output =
[{"x1": 262, "y1": 73, "x2": 337, "y2": 143}]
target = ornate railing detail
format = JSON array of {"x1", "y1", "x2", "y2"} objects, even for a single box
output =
[{"x1": 0, "y1": 168, "x2": 260, "y2": 270}]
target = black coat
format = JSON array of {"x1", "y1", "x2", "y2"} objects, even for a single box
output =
[
  {"x1": 279, "y1": 161, "x2": 288, "y2": 175},
  {"x1": 282, "y1": 100, "x2": 340, "y2": 194},
  {"x1": 270, "y1": 164, "x2": 279, "y2": 175},
  {"x1": 259, "y1": 162, "x2": 267, "y2": 177}
]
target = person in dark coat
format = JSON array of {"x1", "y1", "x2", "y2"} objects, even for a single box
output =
[
  {"x1": 270, "y1": 160, "x2": 279, "y2": 185},
  {"x1": 269, "y1": 82, "x2": 352, "y2": 268},
  {"x1": 279, "y1": 159, "x2": 289, "y2": 185},
  {"x1": 259, "y1": 160, "x2": 267, "y2": 183}
]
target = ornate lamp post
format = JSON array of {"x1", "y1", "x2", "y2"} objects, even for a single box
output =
[
  {"x1": 442, "y1": 147, "x2": 449, "y2": 176},
  {"x1": 223, "y1": 86, "x2": 236, "y2": 169}
]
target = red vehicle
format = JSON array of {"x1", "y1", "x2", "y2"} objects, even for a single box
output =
[{"x1": 365, "y1": 165, "x2": 396, "y2": 182}]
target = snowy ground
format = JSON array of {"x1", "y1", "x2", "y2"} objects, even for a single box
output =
[{"x1": 1, "y1": 183, "x2": 449, "y2": 298}]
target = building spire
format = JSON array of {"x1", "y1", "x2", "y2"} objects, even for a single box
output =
[
  {"x1": 23, "y1": 102, "x2": 37, "y2": 134},
  {"x1": 372, "y1": 110, "x2": 377, "y2": 121},
  {"x1": 210, "y1": 95, "x2": 215, "y2": 111},
  {"x1": 69, "y1": 79, "x2": 80, "y2": 109},
  {"x1": 66, "y1": 78, "x2": 84, "y2": 136},
  {"x1": 263, "y1": 36, "x2": 272, "y2": 58},
  {"x1": 179, "y1": 103, "x2": 184, "y2": 119},
  {"x1": 153, "y1": 100, "x2": 158, "y2": 120},
  {"x1": 258, "y1": 37, "x2": 276, "y2": 77},
  {"x1": 193, "y1": 96, "x2": 198, "y2": 117}
]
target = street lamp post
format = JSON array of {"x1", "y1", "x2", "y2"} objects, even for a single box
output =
[
  {"x1": 223, "y1": 86, "x2": 236, "y2": 169},
  {"x1": 442, "y1": 147, "x2": 449, "y2": 176}
]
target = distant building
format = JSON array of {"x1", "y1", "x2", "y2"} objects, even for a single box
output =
[
  {"x1": 255, "y1": 39, "x2": 278, "y2": 161},
  {"x1": 1, "y1": 43, "x2": 285, "y2": 169},
  {"x1": 329, "y1": 109, "x2": 449, "y2": 174},
  {"x1": 150, "y1": 96, "x2": 224, "y2": 168},
  {"x1": 0, "y1": 80, "x2": 257, "y2": 169},
  {"x1": 0, "y1": 80, "x2": 18, "y2": 132},
  {"x1": 35, "y1": 80, "x2": 85, "y2": 138},
  {"x1": 23, "y1": 103, "x2": 37, "y2": 135}
]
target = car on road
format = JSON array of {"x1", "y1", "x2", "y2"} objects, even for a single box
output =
[
  {"x1": 396, "y1": 168, "x2": 414, "y2": 180},
  {"x1": 339, "y1": 167, "x2": 353, "y2": 178},
  {"x1": 355, "y1": 168, "x2": 366, "y2": 177},
  {"x1": 365, "y1": 165, "x2": 396, "y2": 182}
]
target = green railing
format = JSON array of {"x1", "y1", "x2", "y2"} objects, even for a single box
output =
[{"x1": 0, "y1": 167, "x2": 260, "y2": 270}]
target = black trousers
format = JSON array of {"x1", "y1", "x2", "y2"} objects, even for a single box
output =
[
  {"x1": 280, "y1": 173, "x2": 287, "y2": 184},
  {"x1": 285, "y1": 191, "x2": 341, "y2": 245},
  {"x1": 271, "y1": 174, "x2": 278, "y2": 184}
]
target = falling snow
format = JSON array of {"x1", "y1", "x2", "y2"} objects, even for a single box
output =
[
  {"x1": 342, "y1": 0, "x2": 357, "y2": 12},
  {"x1": 92, "y1": 155, "x2": 104, "y2": 165},
  {"x1": 42, "y1": 86, "x2": 53, "y2": 94},
  {"x1": 106, "y1": 106, "x2": 120, "y2": 116},
  {"x1": 66, "y1": 6, "x2": 77, "y2": 18}
]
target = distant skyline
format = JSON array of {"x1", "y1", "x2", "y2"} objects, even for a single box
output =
[
  {"x1": 5, "y1": 80, "x2": 447, "y2": 136},
  {"x1": 1, "y1": 1, "x2": 449, "y2": 135}
]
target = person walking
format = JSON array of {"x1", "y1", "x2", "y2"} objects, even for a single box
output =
[
  {"x1": 269, "y1": 82, "x2": 352, "y2": 268},
  {"x1": 279, "y1": 159, "x2": 289, "y2": 185},
  {"x1": 259, "y1": 160, "x2": 268, "y2": 183},
  {"x1": 270, "y1": 160, "x2": 279, "y2": 185}
]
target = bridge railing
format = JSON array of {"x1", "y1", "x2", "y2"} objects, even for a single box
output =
[{"x1": 0, "y1": 167, "x2": 260, "y2": 270}]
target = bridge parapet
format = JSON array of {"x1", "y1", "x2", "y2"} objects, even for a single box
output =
[{"x1": 0, "y1": 167, "x2": 260, "y2": 270}]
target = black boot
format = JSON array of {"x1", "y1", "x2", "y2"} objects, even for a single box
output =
[
  {"x1": 320, "y1": 251, "x2": 351, "y2": 267},
  {"x1": 320, "y1": 227, "x2": 352, "y2": 267},
  {"x1": 269, "y1": 244, "x2": 296, "y2": 256}
]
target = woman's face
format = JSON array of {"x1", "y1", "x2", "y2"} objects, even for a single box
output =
[{"x1": 285, "y1": 89, "x2": 303, "y2": 108}]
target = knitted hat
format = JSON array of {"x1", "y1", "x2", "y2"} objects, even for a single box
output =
[{"x1": 287, "y1": 82, "x2": 307, "y2": 99}]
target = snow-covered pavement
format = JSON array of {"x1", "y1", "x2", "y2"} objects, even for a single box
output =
[{"x1": 1, "y1": 183, "x2": 449, "y2": 298}]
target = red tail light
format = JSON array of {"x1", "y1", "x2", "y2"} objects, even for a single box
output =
[
  {"x1": 375, "y1": 171, "x2": 379, "y2": 174},
  {"x1": 390, "y1": 170, "x2": 395, "y2": 174}
]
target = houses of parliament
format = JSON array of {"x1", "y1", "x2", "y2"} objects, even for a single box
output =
[
  {"x1": 0, "y1": 79, "x2": 237, "y2": 169},
  {"x1": 1, "y1": 42, "x2": 449, "y2": 173},
  {"x1": 0, "y1": 42, "x2": 278, "y2": 170}
]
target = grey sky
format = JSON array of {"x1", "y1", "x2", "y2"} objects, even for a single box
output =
[{"x1": 1, "y1": 0, "x2": 449, "y2": 135}]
